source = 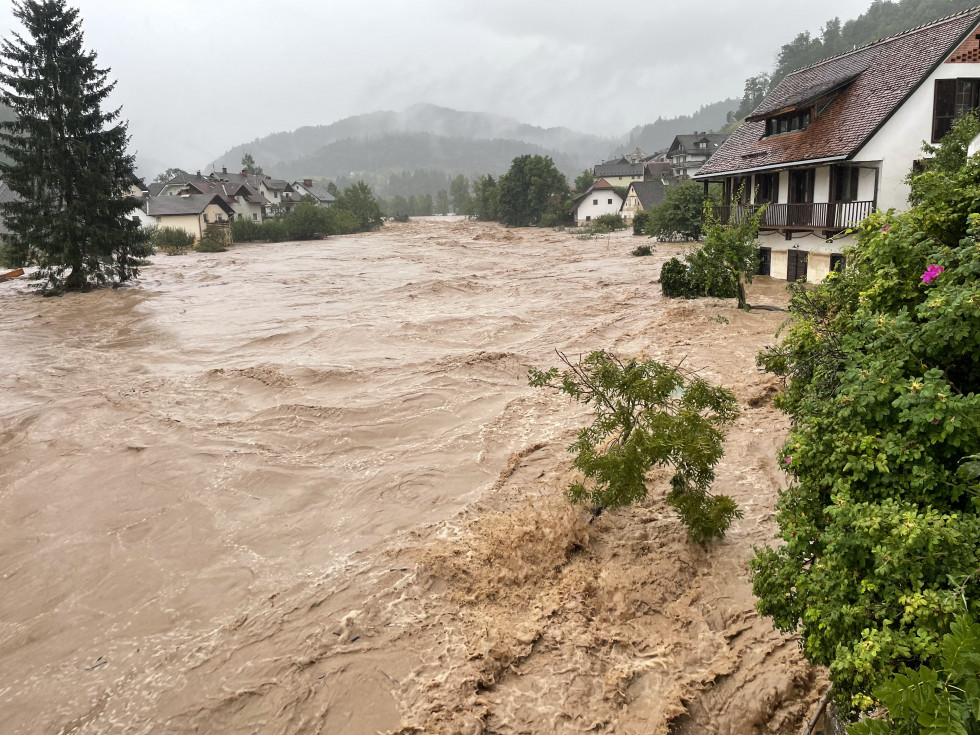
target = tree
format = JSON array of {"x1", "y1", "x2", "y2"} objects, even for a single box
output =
[
  {"x1": 574, "y1": 169, "x2": 596, "y2": 194},
  {"x1": 645, "y1": 180, "x2": 717, "y2": 241},
  {"x1": 0, "y1": 0, "x2": 146, "y2": 291},
  {"x1": 449, "y1": 174, "x2": 469, "y2": 213},
  {"x1": 435, "y1": 189, "x2": 450, "y2": 215},
  {"x1": 241, "y1": 153, "x2": 263, "y2": 176},
  {"x1": 689, "y1": 194, "x2": 765, "y2": 310},
  {"x1": 335, "y1": 181, "x2": 383, "y2": 231},
  {"x1": 496, "y1": 154, "x2": 569, "y2": 227},
  {"x1": 326, "y1": 181, "x2": 340, "y2": 197},
  {"x1": 529, "y1": 350, "x2": 741, "y2": 543},
  {"x1": 751, "y1": 118, "x2": 980, "y2": 718},
  {"x1": 153, "y1": 167, "x2": 189, "y2": 184},
  {"x1": 464, "y1": 174, "x2": 498, "y2": 221}
]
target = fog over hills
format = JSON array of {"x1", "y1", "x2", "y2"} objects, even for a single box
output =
[{"x1": 208, "y1": 101, "x2": 736, "y2": 182}]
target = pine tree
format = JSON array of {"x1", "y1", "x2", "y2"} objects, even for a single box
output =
[{"x1": 0, "y1": 0, "x2": 145, "y2": 291}]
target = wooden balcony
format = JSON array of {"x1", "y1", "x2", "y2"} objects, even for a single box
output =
[{"x1": 710, "y1": 201, "x2": 875, "y2": 231}]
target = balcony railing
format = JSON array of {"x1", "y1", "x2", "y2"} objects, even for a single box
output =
[{"x1": 710, "y1": 201, "x2": 875, "y2": 230}]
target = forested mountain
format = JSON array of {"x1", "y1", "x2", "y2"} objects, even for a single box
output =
[
  {"x1": 214, "y1": 104, "x2": 616, "y2": 176},
  {"x1": 730, "y1": 0, "x2": 980, "y2": 121},
  {"x1": 619, "y1": 99, "x2": 738, "y2": 155}
]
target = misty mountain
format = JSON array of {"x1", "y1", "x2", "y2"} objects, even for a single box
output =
[
  {"x1": 213, "y1": 103, "x2": 618, "y2": 177},
  {"x1": 620, "y1": 99, "x2": 738, "y2": 155}
]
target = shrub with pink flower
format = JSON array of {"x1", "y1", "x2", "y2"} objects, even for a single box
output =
[{"x1": 921, "y1": 264, "x2": 945, "y2": 284}]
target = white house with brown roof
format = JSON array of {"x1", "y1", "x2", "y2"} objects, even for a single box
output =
[
  {"x1": 571, "y1": 178, "x2": 625, "y2": 225},
  {"x1": 667, "y1": 133, "x2": 728, "y2": 179},
  {"x1": 145, "y1": 194, "x2": 236, "y2": 240},
  {"x1": 694, "y1": 6, "x2": 980, "y2": 282}
]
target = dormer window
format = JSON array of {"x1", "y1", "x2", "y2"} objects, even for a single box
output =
[{"x1": 764, "y1": 109, "x2": 811, "y2": 137}]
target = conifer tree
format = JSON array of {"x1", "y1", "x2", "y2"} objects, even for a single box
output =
[{"x1": 0, "y1": 0, "x2": 145, "y2": 291}]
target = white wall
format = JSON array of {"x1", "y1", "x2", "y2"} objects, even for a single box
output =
[
  {"x1": 576, "y1": 189, "x2": 624, "y2": 223},
  {"x1": 856, "y1": 60, "x2": 980, "y2": 210}
]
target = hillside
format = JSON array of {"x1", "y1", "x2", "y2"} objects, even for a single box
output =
[
  {"x1": 619, "y1": 99, "x2": 738, "y2": 155},
  {"x1": 213, "y1": 104, "x2": 618, "y2": 179}
]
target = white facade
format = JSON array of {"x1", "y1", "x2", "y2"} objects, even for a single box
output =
[{"x1": 574, "y1": 186, "x2": 624, "y2": 225}]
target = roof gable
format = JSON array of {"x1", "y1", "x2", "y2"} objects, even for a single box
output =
[{"x1": 698, "y1": 7, "x2": 980, "y2": 178}]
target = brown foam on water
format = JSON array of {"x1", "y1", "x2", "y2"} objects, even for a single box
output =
[{"x1": 0, "y1": 220, "x2": 824, "y2": 733}]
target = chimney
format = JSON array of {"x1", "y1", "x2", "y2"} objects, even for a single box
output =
[
  {"x1": 241, "y1": 169, "x2": 248, "y2": 176},
  {"x1": 304, "y1": 178, "x2": 312, "y2": 187},
  {"x1": 196, "y1": 170, "x2": 201, "y2": 178},
  {"x1": 222, "y1": 167, "x2": 227, "y2": 175}
]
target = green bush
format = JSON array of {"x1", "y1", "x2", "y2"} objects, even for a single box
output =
[
  {"x1": 284, "y1": 201, "x2": 325, "y2": 241},
  {"x1": 752, "y1": 117, "x2": 980, "y2": 718},
  {"x1": 594, "y1": 213, "x2": 626, "y2": 231},
  {"x1": 632, "y1": 210, "x2": 650, "y2": 236},
  {"x1": 631, "y1": 244, "x2": 653, "y2": 257},
  {"x1": 231, "y1": 218, "x2": 262, "y2": 242},
  {"x1": 153, "y1": 226, "x2": 195, "y2": 255},
  {"x1": 259, "y1": 220, "x2": 287, "y2": 242},
  {"x1": 0, "y1": 239, "x2": 20, "y2": 268},
  {"x1": 321, "y1": 207, "x2": 360, "y2": 235},
  {"x1": 660, "y1": 257, "x2": 695, "y2": 297},
  {"x1": 196, "y1": 223, "x2": 229, "y2": 252}
]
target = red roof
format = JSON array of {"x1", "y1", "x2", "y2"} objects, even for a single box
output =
[
  {"x1": 697, "y1": 7, "x2": 980, "y2": 178},
  {"x1": 591, "y1": 178, "x2": 616, "y2": 189}
]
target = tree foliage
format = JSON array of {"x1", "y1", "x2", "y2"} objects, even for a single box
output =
[
  {"x1": 449, "y1": 174, "x2": 469, "y2": 214},
  {"x1": 153, "y1": 167, "x2": 189, "y2": 184},
  {"x1": 464, "y1": 174, "x2": 499, "y2": 221},
  {"x1": 496, "y1": 154, "x2": 568, "y2": 227},
  {"x1": 645, "y1": 180, "x2": 717, "y2": 241},
  {"x1": 0, "y1": 0, "x2": 146, "y2": 291},
  {"x1": 241, "y1": 153, "x2": 263, "y2": 176},
  {"x1": 751, "y1": 122, "x2": 980, "y2": 717},
  {"x1": 529, "y1": 350, "x2": 741, "y2": 543},
  {"x1": 335, "y1": 181, "x2": 383, "y2": 231}
]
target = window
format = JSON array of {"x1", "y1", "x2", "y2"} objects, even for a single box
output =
[
  {"x1": 755, "y1": 172, "x2": 778, "y2": 203},
  {"x1": 253, "y1": 213, "x2": 258, "y2": 221},
  {"x1": 593, "y1": 199, "x2": 598, "y2": 205},
  {"x1": 764, "y1": 108, "x2": 812, "y2": 137},
  {"x1": 608, "y1": 198, "x2": 613, "y2": 205},
  {"x1": 830, "y1": 253, "x2": 846, "y2": 273},
  {"x1": 203, "y1": 213, "x2": 209, "y2": 223},
  {"x1": 586, "y1": 215, "x2": 591, "y2": 221},
  {"x1": 933, "y1": 78, "x2": 980, "y2": 142},
  {"x1": 832, "y1": 166, "x2": 860, "y2": 202}
]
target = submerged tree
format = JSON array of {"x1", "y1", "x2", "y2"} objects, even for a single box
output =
[
  {"x1": 0, "y1": 0, "x2": 145, "y2": 291},
  {"x1": 530, "y1": 350, "x2": 741, "y2": 543}
]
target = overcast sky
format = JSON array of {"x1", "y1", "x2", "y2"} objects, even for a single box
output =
[{"x1": 1, "y1": 0, "x2": 875, "y2": 173}]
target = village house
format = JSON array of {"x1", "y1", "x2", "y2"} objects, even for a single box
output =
[
  {"x1": 571, "y1": 178, "x2": 625, "y2": 224},
  {"x1": 667, "y1": 133, "x2": 728, "y2": 180},
  {"x1": 694, "y1": 6, "x2": 980, "y2": 282},
  {"x1": 145, "y1": 194, "x2": 236, "y2": 240},
  {"x1": 620, "y1": 179, "x2": 673, "y2": 221},
  {"x1": 290, "y1": 179, "x2": 336, "y2": 207},
  {"x1": 592, "y1": 157, "x2": 645, "y2": 188},
  {"x1": 182, "y1": 179, "x2": 267, "y2": 223}
]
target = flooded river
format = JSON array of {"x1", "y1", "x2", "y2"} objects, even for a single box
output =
[{"x1": 0, "y1": 219, "x2": 824, "y2": 734}]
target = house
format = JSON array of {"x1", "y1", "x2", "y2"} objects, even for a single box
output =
[
  {"x1": 571, "y1": 178, "x2": 625, "y2": 224},
  {"x1": 667, "y1": 133, "x2": 728, "y2": 180},
  {"x1": 620, "y1": 179, "x2": 673, "y2": 221},
  {"x1": 592, "y1": 157, "x2": 645, "y2": 187},
  {"x1": 694, "y1": 6, "x2": 980, "y2": 282},
  {"x1": 156, "y1": 170, "x2": 208, "y2": 197},
  {"x1": 145, "y1": 194, "x2": 236, "y2": 239},
  {"x1": 182, "y1": 179, "x2": 267, "y2": 223},
  {"x1": 291, "y1": 179, "x2": 336, "y2": 207}
]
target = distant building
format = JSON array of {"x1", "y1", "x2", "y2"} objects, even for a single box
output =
[
  {"x1": 571, "y1": 178, "x2": 625, "y2": 224},
  {"x1": 620, "y1": 179, "x2": 673, "y2": 221},
  {"x1": 666, "y1": 133, "x2": 728, "y2": 179},
  {"x1": 592, "y1": 157, "x2": 645, "y2": 187},
  {"x1": 291, "y1": 179, "x2": 336, "y2": 208},
  {"x1": 145, "y1": 194, "x2": 236, "y2": 239}
]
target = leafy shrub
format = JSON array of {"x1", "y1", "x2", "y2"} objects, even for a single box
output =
[
  {"x1": 231, "y1": 218, "x2": 262, "y2": 242},
  {"x1": 660, "y1": 257, "x2": 695, "y2": 297},
  {"x1": 631, "y1": 244, "x2": 653, "y2": 257},
  {"x1": 529, "y1": 350, "x2": 741, "y2": 543},
  {"x1": 752, "y1": 118, "x2": 980, "y2": 717},
  {"x1": 259, "y1": 220, "x2": 287, "y2": 242},
  {"x1": 632, "y1": 210, "x2": 650, "y2": 236},
  {"x1": 594, "y1": 213, "x2": 626, "y2": 231},
  {"x1": 284, "y1": 201, "x2": 325, "y2": 240},
  {"x1": 196, "y1": 223, "x2": 229, "y2": 252},
  {"x1": 539, "y1": 212, "x2": 559, "y2": 228},
  {"x1": 153, "y1": 226, "x2": 195, "y2": 255},
  {"x1": 321, "y1": 207, "x2": 361, "y2": 235}
]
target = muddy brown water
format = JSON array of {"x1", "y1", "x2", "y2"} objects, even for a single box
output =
[{"x1": 0, "y1": 220, "x2": 824, "y2": 734}]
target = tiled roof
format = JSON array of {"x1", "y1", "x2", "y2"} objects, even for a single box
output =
[
  {"x1": 591, "y1": 178, "x2": 616, "y2": 190},
  {"x1": 594, "y1": 160, "x2": 643, "y2": 177},
  {"x1": 668, "y1": 133, "x2": 728, "y2": 156},
  {"x1": 697, "y1": 6, "x2": 980, "y2": 178},
  {"x1": 146, "y1": 194, "x2": 235, "y2": 217},
  {"x1": 148, "y1": 182, "x2": 165, "y2": 197},
  {"x1": 294, "y1": 182, "x2": 336, "y2": 203},
  {"x1": 627, "y1": 180, "x2": 672, "y2": 209}
]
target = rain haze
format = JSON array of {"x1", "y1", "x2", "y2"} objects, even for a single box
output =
[{"x1": 0, "y1": 0, "x2": 876, "y2": 172}]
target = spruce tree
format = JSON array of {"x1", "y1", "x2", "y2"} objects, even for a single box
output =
[{"x1": 0, "y1": 0, "x2": 145, "y2": 291}]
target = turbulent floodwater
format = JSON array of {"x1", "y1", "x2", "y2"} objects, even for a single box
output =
[{"x1": 0, "y1": 220, "x2": 825, "y2": 734}]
